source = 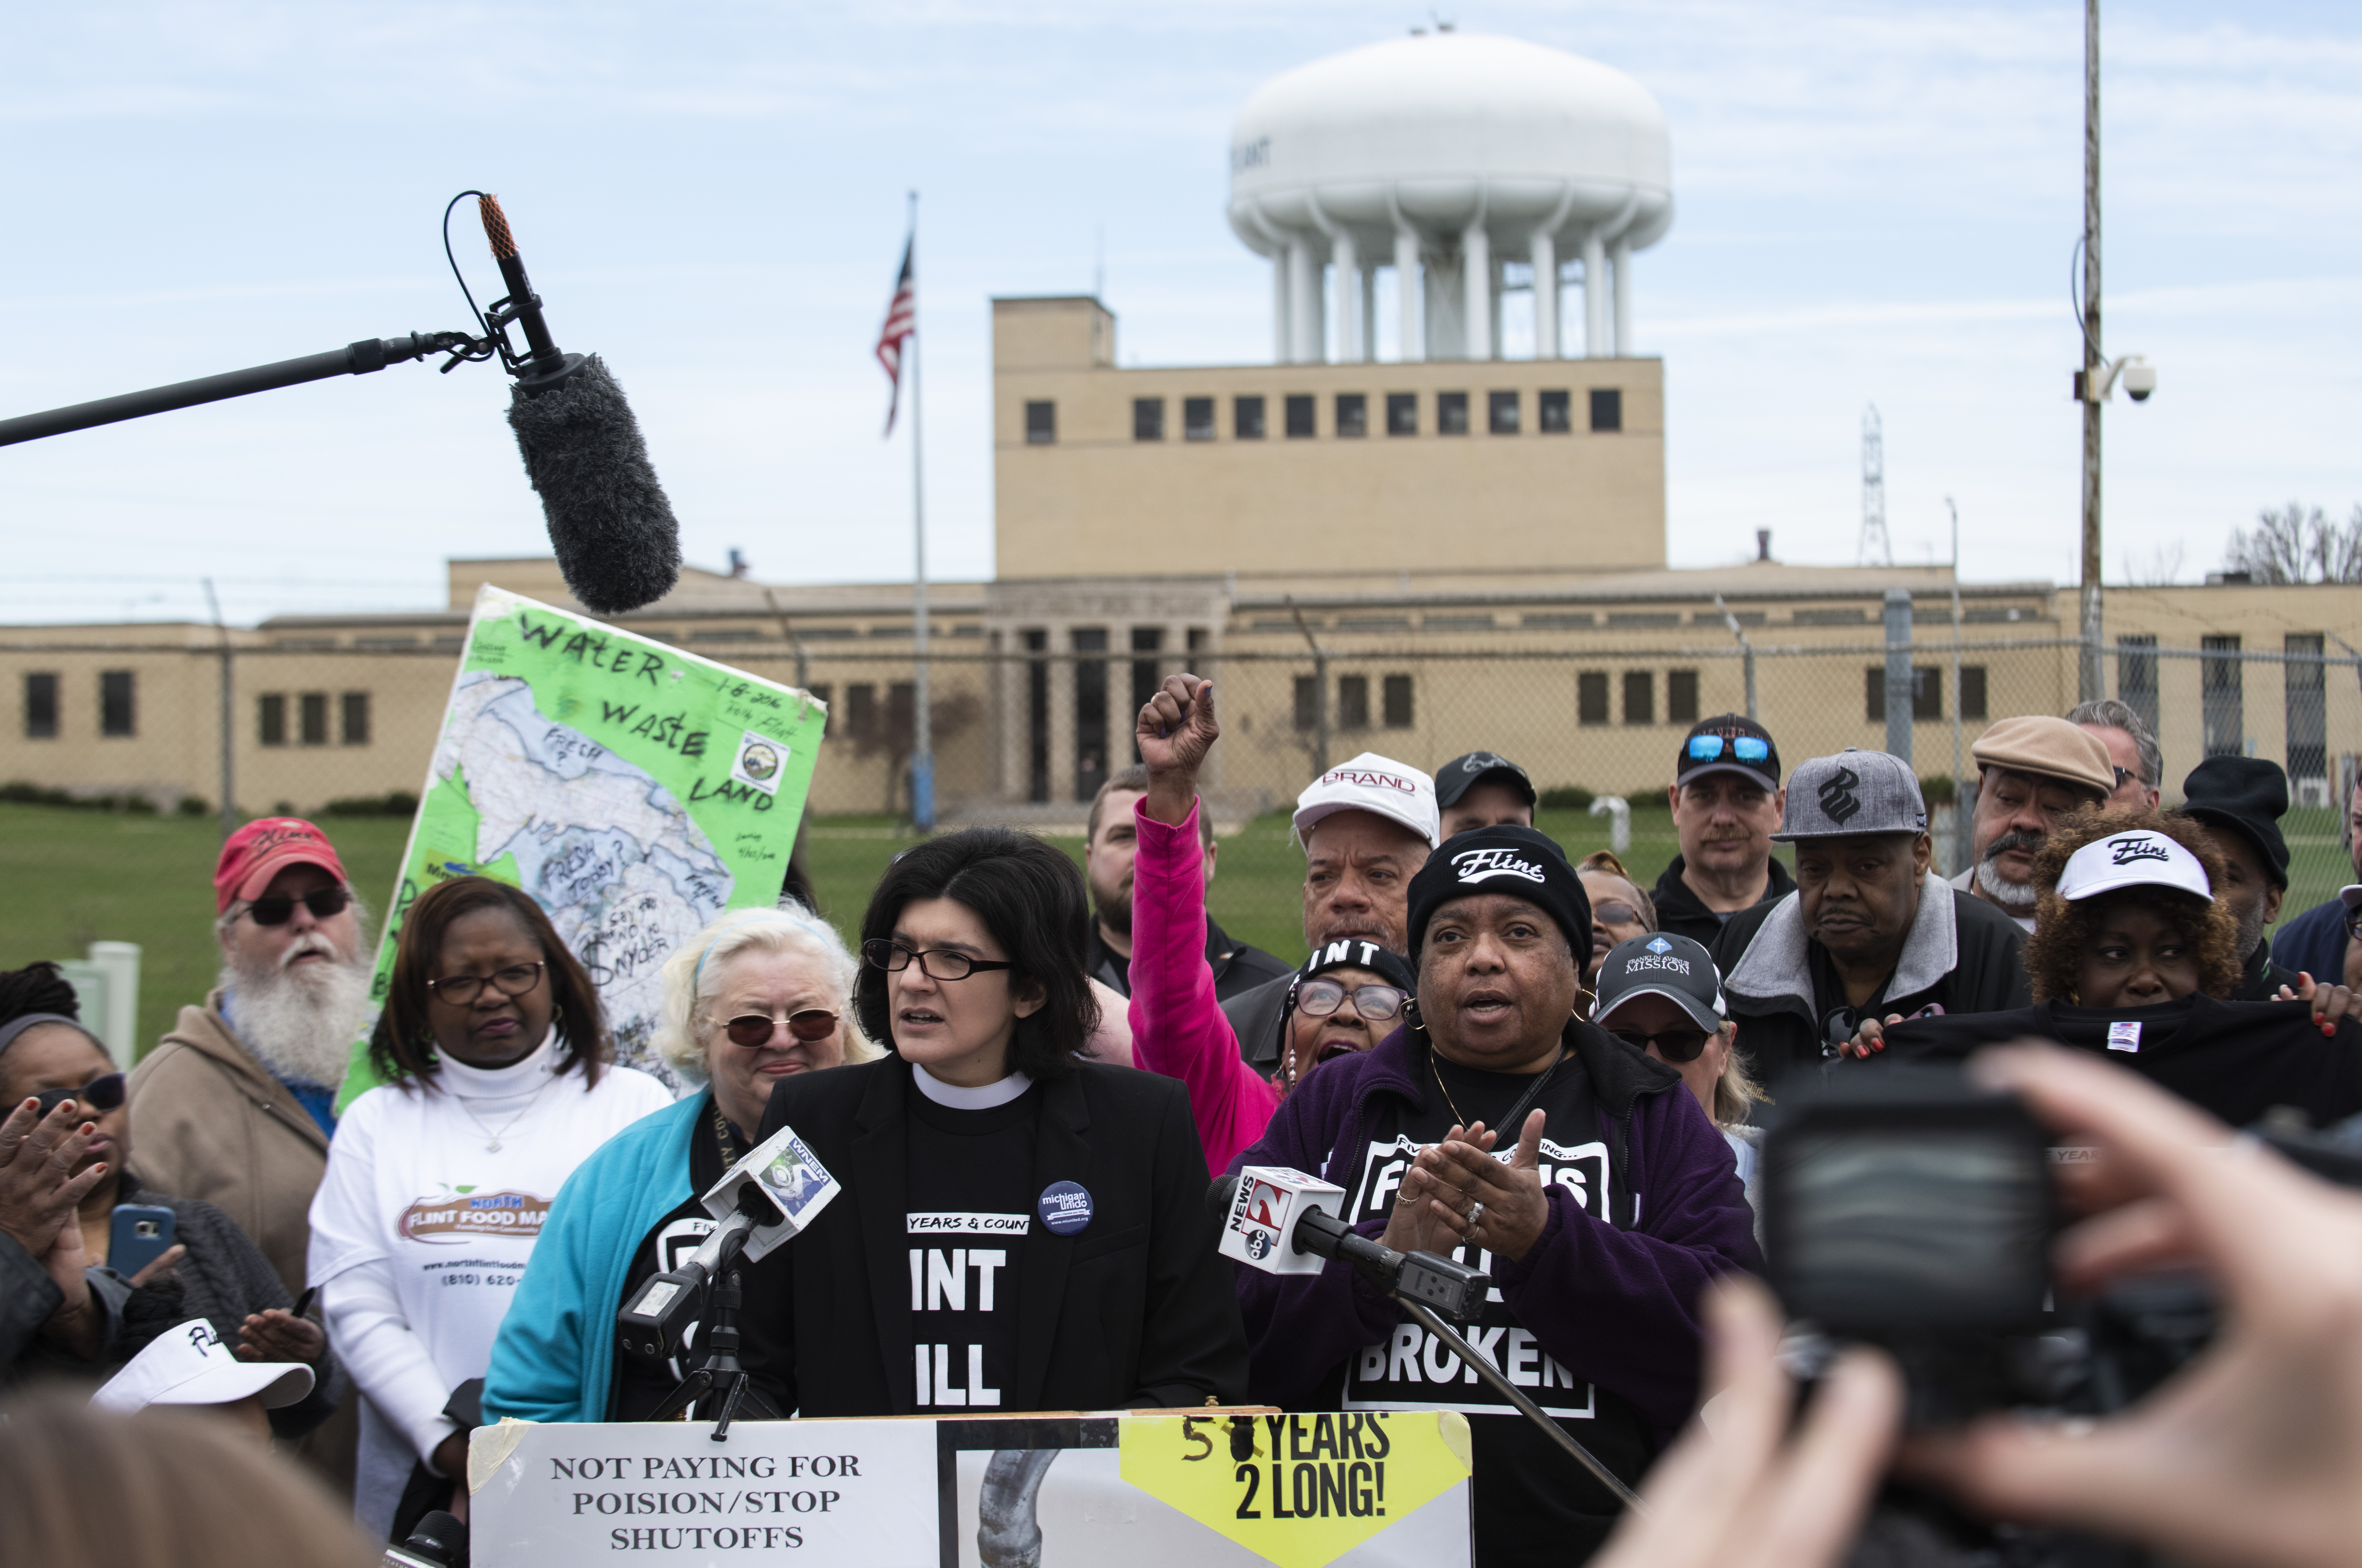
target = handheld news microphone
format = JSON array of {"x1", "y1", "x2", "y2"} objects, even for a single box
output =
[
  {"x1": 619, "y1": 1181, "x2": 784, "y2": 1360},
  {"x1": 473, "y1": 195, "x2": 683, "y2": 618},
  {"x1": 617, "y1": 1122, "x2": 842, "y2": 1359}
]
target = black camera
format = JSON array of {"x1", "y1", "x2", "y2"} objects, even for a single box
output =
[{"x1": 1763, "y1": 1064, "x2": 2061, "y2": 1424}]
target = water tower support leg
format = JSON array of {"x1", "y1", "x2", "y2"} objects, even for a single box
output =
[
  {"x1": 1394, "y1": 229, "x2": 1423, "y2": 363},
  {"x1": 1333, "y1": 232, "x2": 1360, "y2": 362},
  {"x1": 1531, "y1": 232, "x2": 1559, "y2": 359},
  {"x1": 1462, "y1": 223, "x2": 1491, "y2": 361},
  {"x1": 1610, "y1": 238, "x2": 1633, "y2": 358},
  {"x1": 1583, "y1": 231, "x2": 1608, "y2": 358}
]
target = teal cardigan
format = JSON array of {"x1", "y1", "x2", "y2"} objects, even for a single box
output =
[{"x1": 482, "y1": 1091, "x2": 704, "y2": 1425}]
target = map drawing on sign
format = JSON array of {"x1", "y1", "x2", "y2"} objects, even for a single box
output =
[{"x1": 337, "y1": 585, "x2": 825, "y2": 1109}]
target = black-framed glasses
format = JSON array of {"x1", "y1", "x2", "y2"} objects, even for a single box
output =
[
  {"x1": 1292, "y1": 978, "x2": 1408, "y2": 1023},
  {"x1": 718, "y1": 1009, "x2": 840, "y2": 1047},
  {"x1": 2110, "y1": 766, "x2": 2142, "y2": 790},
  {"x1": 1609, "y1": 1027, "x2": 1715, "y2": 1064},
  {"x1": 426, "y1": 961, "x2": 546, "y2": 1005},
  {"x1": 862, "y1": 939, "x2": 1015, "y2": 982},
  {"x1": 1687, "y1": 733, "x2": 1770, "y2": 764},
  {"x1": 31, "y1": 1073, "x2": 127, "y2": 1118},
  {"x1": 1592, "y1": 901, "x2": 1645, "y2": 928},
  {"x1": 238, "y1": 887, "x2": 350, "y2": 927}
]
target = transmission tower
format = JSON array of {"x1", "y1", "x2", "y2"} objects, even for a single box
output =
[{"x1": 1858, "y1": 404, "x2": 1892, "y2": 567}]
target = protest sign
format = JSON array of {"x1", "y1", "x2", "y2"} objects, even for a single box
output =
[
  {"x1": 468, "y1": 1410, "x2": 1472, "y2": 1568},
  {"x1": 336, "y1": 584, "x2": 823, "y2": 1108}
]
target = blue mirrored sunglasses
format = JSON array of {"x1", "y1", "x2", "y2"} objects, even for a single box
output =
[{"x1": 1687, "y1": 733, "x2": 1770, "y2": 763}]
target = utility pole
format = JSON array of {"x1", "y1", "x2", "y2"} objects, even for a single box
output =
[
  {"x1": 2078, "y1": 0, "x2": 2105, "y2": 703},
  {"x1": 203, "y1": 577, "x2": 235, "y2": 839}
]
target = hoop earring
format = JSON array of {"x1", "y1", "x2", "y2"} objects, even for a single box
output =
[{"x1": 1404, "y1": 999, "x2": 1429, "y2": 1036}]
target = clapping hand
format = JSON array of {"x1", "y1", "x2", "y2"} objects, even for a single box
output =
[{"x1": 238, "y1": 1307, "x2": 325, "y2": 1366}]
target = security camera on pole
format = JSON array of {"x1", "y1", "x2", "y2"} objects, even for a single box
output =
[{"x1": 2072, "y1": 0, "x2": 2158, "y2": 704}]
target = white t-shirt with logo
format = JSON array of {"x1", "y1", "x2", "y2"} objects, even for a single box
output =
[{"x1": 308, "y1": 1038, "x2": 671, "y2": 1538}]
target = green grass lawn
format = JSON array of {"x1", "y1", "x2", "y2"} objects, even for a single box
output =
[{"x1": 11, "y1": 799, "x2": 2347, "y2": 1063}]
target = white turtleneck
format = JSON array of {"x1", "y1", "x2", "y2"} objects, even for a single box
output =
[{"x1": 308, "y1": 1031, "x2": 672, "y2": 1538}]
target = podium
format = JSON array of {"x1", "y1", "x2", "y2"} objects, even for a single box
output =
[{"x1": 467, "y1": 1409, "x2": 1471, "y2": 1567}]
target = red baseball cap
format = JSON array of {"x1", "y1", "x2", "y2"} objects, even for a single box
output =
[{"x1": 213, "y1": 818, "x2": 349, "y2": 915}]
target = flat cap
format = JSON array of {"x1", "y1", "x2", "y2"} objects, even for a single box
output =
[{"x1": 1971, "y1": 715, "x2": 2114, "y2": 800}]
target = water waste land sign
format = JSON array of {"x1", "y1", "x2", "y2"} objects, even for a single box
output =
[{"x1": 337, "y1": 584, "x2": 824, "y2": 1108}]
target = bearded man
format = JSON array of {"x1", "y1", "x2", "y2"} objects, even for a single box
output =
[{"x1": 129, "y1": 819, "x2": 374, "y2": 1299}]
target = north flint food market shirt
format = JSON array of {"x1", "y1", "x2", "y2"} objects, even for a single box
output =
[{"x1": 309, "y1": 1038, "x2": 671, "y2": 1538}]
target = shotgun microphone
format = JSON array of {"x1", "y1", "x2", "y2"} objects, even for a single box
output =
[{"x1": 473, "y1": 196, "x2": 682, "y2": 617}]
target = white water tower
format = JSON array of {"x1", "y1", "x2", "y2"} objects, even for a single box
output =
[{"x1": 1228, "y1": 30, "x2": 1674, "y2": 365}]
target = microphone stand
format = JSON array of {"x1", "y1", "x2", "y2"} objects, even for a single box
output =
[
  {"x1": 1389, "y1": 1294, "x2": 1644, "y2": 1513},
  {"x1": 1293, "y1": 1208, "x2": 1645, "y2": 1513},
  {"x1": 647, "y1": 1268, "x2": 754, "y2": 1440}
]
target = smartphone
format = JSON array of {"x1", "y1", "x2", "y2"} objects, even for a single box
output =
[{"x1": 109, "y1": 1204, "x2": 177, "y2": 1278}]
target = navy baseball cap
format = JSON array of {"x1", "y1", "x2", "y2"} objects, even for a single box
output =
[
  {"x1": 1676, "y1": 715, "x2": 1780, "y2": 792},
  {"x1": 1435, "y1": 752, "x2": 1537, "y2": 811}
]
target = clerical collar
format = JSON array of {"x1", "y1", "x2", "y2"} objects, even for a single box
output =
[{"x1": 911, "y1": 1061, "x2": 1033, "y2": 1109}]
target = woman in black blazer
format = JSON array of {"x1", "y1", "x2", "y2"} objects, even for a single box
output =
[{"x1": 736, "y1": 828, "x2": 1246, "y2": 1414}]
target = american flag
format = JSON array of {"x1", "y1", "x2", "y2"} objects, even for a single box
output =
[{"x1": 876, "y1": 235, "x2": 916, "y2": 436}]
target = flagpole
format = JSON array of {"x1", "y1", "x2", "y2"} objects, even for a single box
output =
[{"x1": 907, "y1": 189, "x2": 934, "y2": 832}]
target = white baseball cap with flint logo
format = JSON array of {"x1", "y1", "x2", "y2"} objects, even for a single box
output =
[
  {"x1": 1291, "y1": 752, "x2": 1440, "y2": 850},
  {"x1": 1771, "y1": 749, "x2": 1927, "y2": 841},
  {"x1": 91, "y1": 1319, "x2": 315, "y2": 1414},
  {"x1": 2056, "y1": 829, "x2": 2212, "y2": 902}
]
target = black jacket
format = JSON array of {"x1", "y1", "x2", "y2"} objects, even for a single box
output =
[
  {"x1": 1711, "y1": 876, "x2": 2031, "y2": 1087},
  {"x1": 1651, "y1": 854, "x2": 1797, "y2": 950},
  {"x1": 739, "y1": 1055, "x2": 1248, "y2": 1415},
  {"x1": 1090, "y1": 916, "x2": 1290, "y2": 1005},
  {"x1": 2231, "y1": 938, "x2": 2303, "y2": 1004},
  {"x1": 1874, "y1": 995, "x2": 2362, "y2": 1131}
]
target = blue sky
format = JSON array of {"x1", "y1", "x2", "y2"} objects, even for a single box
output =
[{"x1": 3, "y1": 0, "x2": 2357, "y2": 625}]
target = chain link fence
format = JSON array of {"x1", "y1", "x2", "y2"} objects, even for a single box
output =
[{"x1": 6, "y1": 636, "x2": 2359, "y2": 962}]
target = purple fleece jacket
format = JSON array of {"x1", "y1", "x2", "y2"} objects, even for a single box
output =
[{"x1": 1227, "y1": 1024, "x2": 1761, "y2": 1439}]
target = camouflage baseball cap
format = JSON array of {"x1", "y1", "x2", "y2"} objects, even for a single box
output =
[{"x1": 1771, "y1": 748, "x2": 1927, "y2": 841}]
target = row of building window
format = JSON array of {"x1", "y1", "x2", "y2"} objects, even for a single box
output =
[
  {"x1": 1293, "y1": 674, "x2": 1417, "y2": 732},
  {"x1": 1863, "y1": 667, "x2": 1992, "y2": 723},
  {"x1": 1022, "y1": 388, "x2": 1624, "y2": 445},
  {"x1": 21, "y1": 672, "x2": 135, "y2": 738},
  {"x1": 257, "y1": 692, "x2": 372, "y2": 747}
]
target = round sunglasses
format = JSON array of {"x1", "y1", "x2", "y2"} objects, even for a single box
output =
[
  {"x1": 236, "y1": 886, "x2": 351, "y2": 927},
  {"x1": 715, "y1": 1010, "x2": 840, "y2": 1047},
  {"x1": 30, "y1": 1072, "x2": 127, "y2": 1118},
  {"x1": 1592, "y1": 901, "x2": 1645, "y2": 928},
  {"x1": 1292, "y1": 978, "x2": 1408, "y2": 1024}
]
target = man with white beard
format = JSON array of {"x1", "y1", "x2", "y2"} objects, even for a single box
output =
[{"x1": 130, "y1": 818, "x2": 374, "y2": 1300}]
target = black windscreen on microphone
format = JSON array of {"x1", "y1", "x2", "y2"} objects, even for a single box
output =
[
  {"x1": 478, "y1": 195, "x2": 682, "y2": 617},
  {"x1": 505, "y1": 354, "x2": 683, "y2": 617}
]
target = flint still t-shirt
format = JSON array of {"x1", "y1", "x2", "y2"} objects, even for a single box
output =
[{"x1": 904, "y1": 1073, "x2": 1036, "y2": 1410}]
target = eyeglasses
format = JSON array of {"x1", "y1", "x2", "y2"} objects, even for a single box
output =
[
  {"x1": 1686, "y1": 733, "x2": 1770, "y2": 764},
  {"x1": 238, "y1": 887, "x2": 351, "y2": 927},
  {"x1": 717, "y1": 1010, "x2": 840, "y2": 1047},
  {"x1": 30, "y1": 1073, "x2": 127, "y2": 1118},
  {"x1": 1292, "y1": 978, "x2": 1408, "y2": 1023},
  {"x1": 862, "y1": 939, "x2": 1016, "y2": 982},
  {"x1": 1609, "y1": 1027, "x2": 1715, "y2": 1064},
  {"x1": 2111, "y1": 766, "x2": 2142, "y2": 790},
  {"x1": 1592, "y1": 902, "x2": 1645, "y2": 928},
  {"x1": 425, "y1": 961, "x2": 546, "y2": 1005},
  {"x1": 2345, "y1": 910, "x2": 2362, "y2": 941}
]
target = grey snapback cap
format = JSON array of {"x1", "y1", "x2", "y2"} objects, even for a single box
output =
[{"x1": 1772, "y1": 748, "x2": 1927, "y2": 841}]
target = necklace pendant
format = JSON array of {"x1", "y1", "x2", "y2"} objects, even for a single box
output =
[{"x1": 485, "y1": 1139, "x2": 502, "y2": 1153}]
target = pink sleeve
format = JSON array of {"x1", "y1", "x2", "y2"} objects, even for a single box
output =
[{"x1": 1126, "y1": 797, "x2": 1282, "y2": 1176}]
